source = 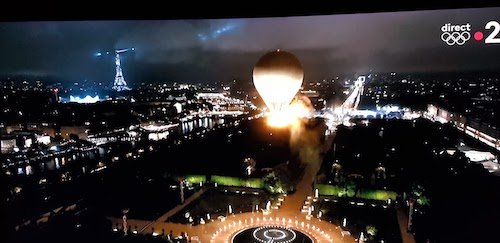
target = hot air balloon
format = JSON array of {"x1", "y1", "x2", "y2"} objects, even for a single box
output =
[{"x1": 253, "y1": 50, "x2": 305, "y2": 127}]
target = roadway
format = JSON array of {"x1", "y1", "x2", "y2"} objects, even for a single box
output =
[{"x1": 396, "y1": 207, "x2": 416, "y2": 243}]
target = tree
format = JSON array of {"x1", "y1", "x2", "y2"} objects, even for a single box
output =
[
  {"x1": 411, "y1": 183, "x2": 430, "y2": 206},
  {"x1": 274, "y1": 163, "x2": 292, "y2": 190},
  {"x1": 339, "y1": 179, "x2": 356, "y2": 197},
  {"x1": 263, "y1": 172, "x2": 285, "y2": 194},
  {"x1": 366, "y1": 225, "x2": 377, "y2": 237},
  {"x1": 242, "y1": 158, "x2": 256, "y2": 176}
]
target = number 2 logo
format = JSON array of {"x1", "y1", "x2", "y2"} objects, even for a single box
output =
[{"x1": 485, "y1": 21, "x2": 500, "y2": 44}]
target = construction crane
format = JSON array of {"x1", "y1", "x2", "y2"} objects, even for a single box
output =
[{"x1": 95, "y1": 47, "x2": 135, "y2": 91}]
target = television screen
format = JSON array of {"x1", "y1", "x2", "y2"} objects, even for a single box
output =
[{"x1": 1, "y1": 6, "x2": 500, "y2": 243}]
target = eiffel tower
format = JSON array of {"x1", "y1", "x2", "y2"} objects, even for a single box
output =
[{"x1": 111, "y1": 48, "x2": 134, "y2": 91}]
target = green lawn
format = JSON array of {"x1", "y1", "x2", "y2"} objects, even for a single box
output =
[{"x1": 315, "y1": 184, "x2": 397, "y2": 201}]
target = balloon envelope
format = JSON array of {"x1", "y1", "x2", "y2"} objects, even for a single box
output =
[{"x1": 253, "y1": 50, "x2": 304, "y2": 113}]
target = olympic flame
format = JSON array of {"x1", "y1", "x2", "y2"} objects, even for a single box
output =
[{"x1": 266, "y1": 100, "x2": 310, "y2": 128}]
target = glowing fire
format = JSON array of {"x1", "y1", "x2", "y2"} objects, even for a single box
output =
[{"x1": 266, "y1": 101, "x2": 310, "y2": 128}]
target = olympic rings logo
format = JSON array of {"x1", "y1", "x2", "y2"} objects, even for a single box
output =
[{"x1": 441, "y1": 31, "x2": 471, "y2": 45}]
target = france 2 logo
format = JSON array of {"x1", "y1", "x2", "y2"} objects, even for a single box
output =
[{"x1": 441, "y1": 23, "x2": 471, "y2": 46}]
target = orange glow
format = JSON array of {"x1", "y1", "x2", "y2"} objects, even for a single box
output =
[{"x1": 266, "y1": 101, "x2": 310, "y2": 128}]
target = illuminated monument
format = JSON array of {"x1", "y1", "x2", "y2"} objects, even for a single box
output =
[
  {"x1": 96, "y1": 47, "x2": 134, "y2": 91},
  {"x1": 112, "y1": 48, "x2": 134, "y2": 91}
]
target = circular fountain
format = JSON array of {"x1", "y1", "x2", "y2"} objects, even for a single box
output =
[{"x1": 232, "y1": 225, "x2": 313, "y2": 243}]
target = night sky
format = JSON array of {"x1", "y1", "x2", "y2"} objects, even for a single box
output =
[{"x1": 1, "y1": 7, "x2": 500, "y2": 84}]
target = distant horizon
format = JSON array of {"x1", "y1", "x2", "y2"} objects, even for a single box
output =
[{"x1": 2, "y1": 68, "x2": 500, "y2": 88}]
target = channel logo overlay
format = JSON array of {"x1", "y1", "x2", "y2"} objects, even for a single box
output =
[
  {"x1": 441, "y1": 21, "x2": 500, "y2": 46},
  {"x1": 441, "y1": 23, "x2": 471, "y2": 45}
]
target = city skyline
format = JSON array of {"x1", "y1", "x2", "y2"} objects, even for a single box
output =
[{"x1": 1, "y1": 7, "x2": 500, "y2": 84}]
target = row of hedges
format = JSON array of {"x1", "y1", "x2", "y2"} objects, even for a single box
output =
[
  {"x1": 185, "y1": 175, "x2": 207, "y2": 185},
  {"x1": 315, "y1": 184, "x2": 397, "y2": 201},
  {"x1": 210, "y1": 175, "x2": 264, "y2": 189},
  {"x1": 357, "y1": 190, "x2": 398, "y2": 201},
  {"x1": 315, "y1": 184, "x2": 355, "y2": 197},
  {"x1": 184, "y1": 177, "x2": 396, "y2": 200}
]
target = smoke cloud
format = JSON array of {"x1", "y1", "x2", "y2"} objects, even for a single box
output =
[{"x1": 289, "y1": 96, "x2": 327, "y2": 166}]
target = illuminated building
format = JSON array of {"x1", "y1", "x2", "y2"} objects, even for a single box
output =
[
  {"x1": 196, "y1": 92, "x2": 251, "y2": 112},
  {"x1": 0, "y1": 136, "x2": 17, "y2": 154},
  {"x1": 69, "y1": 95, "x2": 101, "y2": 104},
  {"x1": 174, "y1": 102, "x2": 183, "y2": 113},
  {"x1": 35, "y1": 134, "x2": 51, "y2": 145}
]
